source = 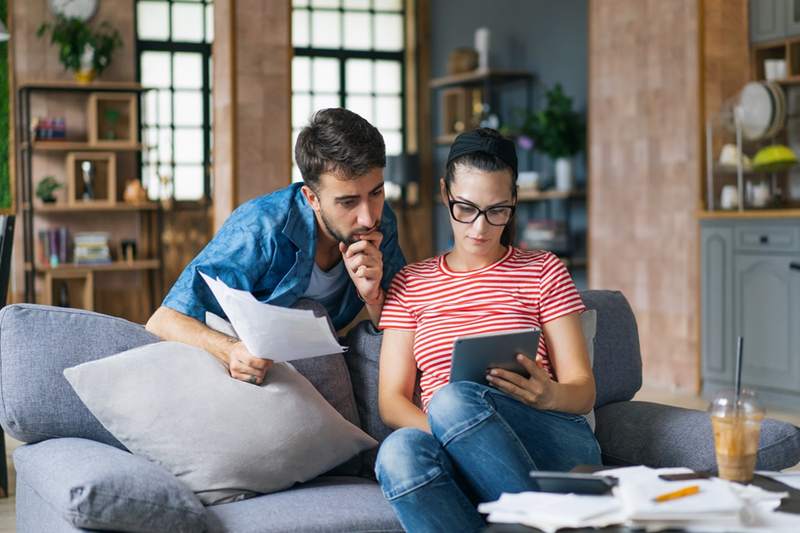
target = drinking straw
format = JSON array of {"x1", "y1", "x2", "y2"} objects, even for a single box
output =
[{"x1": 735, "y1": 336, "x2": 743, "y2": 409}]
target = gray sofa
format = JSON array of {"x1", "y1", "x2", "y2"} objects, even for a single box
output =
[{"x1": 1, "y1": 290, "x2": 798, "y2": 532}]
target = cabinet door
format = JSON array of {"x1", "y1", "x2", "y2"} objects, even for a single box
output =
[
  {"x1": 750, "y1": 0, "x2": 786, "y2": 43},
  {"x1": 733, "y1": 254, "x2": 800, "y2": 391},
  {"x1": 702, "y1": 225, "x2": 734, "y2": 383},
  {"x1": 787, "y1": 0, "x2": 800, "y2": 37}
]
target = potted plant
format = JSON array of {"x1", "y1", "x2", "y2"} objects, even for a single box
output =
[
  {"x1": 522, "y1": 84, "x2": 585, "y2": 191},
  {"x1": 36, "y1": 176, "x2": 63, "y2": 203},
  {"x1": 36, "y1": 15, "x2": 122, "y2": 83}
]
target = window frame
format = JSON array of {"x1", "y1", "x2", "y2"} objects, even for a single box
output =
[
  {"x1": 134, "y1": 0, "x2": 213, "y2": 203},
  {"x1": 292, "y1": 2, "x2": 408, "y2": 178}
]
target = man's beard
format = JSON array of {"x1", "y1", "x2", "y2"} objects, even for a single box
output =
[{"x1": 320, "y1": 209, "x2": 380, "y2": 246}]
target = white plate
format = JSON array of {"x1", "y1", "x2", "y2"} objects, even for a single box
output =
[{"x1": 737, "y1": 82, "x2": 774, "y2": 141}]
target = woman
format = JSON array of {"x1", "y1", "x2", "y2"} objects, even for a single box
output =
[{"x1": 375, "y1": 128, "x2": 601, "y2": 532}]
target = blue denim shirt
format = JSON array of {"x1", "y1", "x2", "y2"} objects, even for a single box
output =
[{"x1": 162, "y1": 182, "x2": 406, "y2": 330}]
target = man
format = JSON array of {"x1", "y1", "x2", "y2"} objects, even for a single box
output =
[{"x1": 146, "y1": 108, "x2": 406, "y2": 386}]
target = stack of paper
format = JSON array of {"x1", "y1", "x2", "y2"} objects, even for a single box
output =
[
  {"x1": 480, "y1": 466, "x2": 799, "y2": 532},
  {"x1": 478, "y1": 493, "x2": 625, "y2": 533},
  {"x1": 200, "y1": 272, "x2": 345, "y2": 361}
]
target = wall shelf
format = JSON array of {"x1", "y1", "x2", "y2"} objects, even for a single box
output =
[
  {"x1": 27, "y1": 259, "x2": 161, "y2": 274},
  {"x1": 24, "y1": 201, "x2": 159, "y2": 213},
  {"x1": 517, "y1": 189, "x2": 586, "y2": 201},
  {"x1": 429, "y1": 69, "x2": 533, "y2": 89},
  {"x1": 18, "y1": 80, "x2": 146, "y2": 92},
  {"x1": 24, "y1": 140, "x2": 142, "y2": 152}
]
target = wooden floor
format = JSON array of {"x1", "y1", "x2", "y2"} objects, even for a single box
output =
[{"x1": 0, "y1": 389, "x2": 796, "y2": 531}]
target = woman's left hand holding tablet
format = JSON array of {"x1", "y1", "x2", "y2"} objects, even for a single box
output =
[{"x1": 486, "y1": 354, "x2": 554, "y2": 410}]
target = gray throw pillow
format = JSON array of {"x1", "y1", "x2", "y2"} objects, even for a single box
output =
[
  {"x1": 13, "y1": 437, "x2": 207, "y2": 533},
  {"x1": 64, "y1": 341, "x2": 377, "y2": 505}
]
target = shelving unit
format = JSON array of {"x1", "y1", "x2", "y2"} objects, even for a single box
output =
[
  {"x1": 429, "y1": 69, "x2": 533, "y2": 145},
  {"x1": 516, "y1": 189, "x2": 587, "y2": 270},
  {"x1": 16, "y1": 81, "x2": 163, "y2": 315}
]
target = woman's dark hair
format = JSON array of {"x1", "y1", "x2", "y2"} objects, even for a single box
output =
[
  {"x1": 444, "y1": 128, "x2": 518, "y2": 246},
  {"x1": 295, "y1": 108, "x2": 386, "y2": 189}
]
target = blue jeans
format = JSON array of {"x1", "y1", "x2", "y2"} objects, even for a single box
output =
[{"x1": 374, "y1": 381, "x2": 602, "y2": 533}]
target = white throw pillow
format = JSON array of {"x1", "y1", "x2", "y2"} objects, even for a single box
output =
[{"x1": 64, "y1": 341, "x2": 377, "y2": 505}]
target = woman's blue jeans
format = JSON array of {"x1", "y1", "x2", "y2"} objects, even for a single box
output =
[{"x1": 374, "y1": 381, "x2": 602, "y2": 533}]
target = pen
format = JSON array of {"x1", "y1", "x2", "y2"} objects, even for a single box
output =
[{"x1": 652, "y1": 484, "x2": 700, "y2": 503}]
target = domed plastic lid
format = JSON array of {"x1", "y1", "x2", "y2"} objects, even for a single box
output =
[{"x1": 708, "y1": 389, "x2": 765, "y2": 418}]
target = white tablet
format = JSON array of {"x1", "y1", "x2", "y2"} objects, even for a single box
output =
[{"x1": 448, "y1": 328, "x2": 541, "y2": 384}]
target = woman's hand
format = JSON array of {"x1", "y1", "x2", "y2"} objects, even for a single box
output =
[{"x1": 486, "y1": 353, "x2": 555, "y2": 410}]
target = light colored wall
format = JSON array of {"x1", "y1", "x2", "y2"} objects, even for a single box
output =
[{"x1": 588, "y1": 0, "x2": 750, "y2": 392}]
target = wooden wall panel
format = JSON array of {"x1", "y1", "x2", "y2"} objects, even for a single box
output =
[
  {"x1": 212, "y1": 0, "x2": 291, "y2": 231},
  {"x1": 702, "y1": 0, "x2": 750, "y2": 207},
  {"x1": 588, "y1": 0, "x2": 702, "y2": 391}
]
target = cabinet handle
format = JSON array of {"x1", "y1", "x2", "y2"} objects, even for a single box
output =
[
  {"x1": 759, "y1": 235, "x2": 769, "y2": 244},
  {"x1": 791, "y1": 262, "x2": 800, "y2": 272}
]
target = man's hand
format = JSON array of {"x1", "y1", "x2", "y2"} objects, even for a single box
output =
[
  {"x1": 339, "y1": 230, "x2": 384, "y2": 304},
  {"x1": 486, "y1": 353, "x2": 555, "y2": 410},
  {"x1": 226, "y1": 339, "x2": 273, "y2": 385}
]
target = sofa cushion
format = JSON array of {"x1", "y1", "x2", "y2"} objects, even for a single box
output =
[
  {"x1": 0, "y1": 304, "x2": 157, "y2": 449},
  {"x1": 64, "y1": 341, "x2": 377, "y2": 505},
  {"x1": 595, "y1": 400, "x2": 800, "y2": 472},
  {"x1": 13, "y1": 437, "x2": 207, "y2": 533},
  {"x1": 580, "y1": 290, "x2": 643, "y2": 407},
  {"x1": 344, "y1": 320, "x2": 395, "y2": 478},
  {"x1": 205, "y1": 476, "x2": 402, "y2": 533}
]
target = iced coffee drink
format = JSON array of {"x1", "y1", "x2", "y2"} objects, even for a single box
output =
[{"x1": 709, "y1": 389, "x2": 764, "y2": 483}]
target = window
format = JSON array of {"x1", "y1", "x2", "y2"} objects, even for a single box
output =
[
  {"x1": 292, "y1": 0, "x2": 406, "y2": 182},
  {"x1": 136, "y1": 0, "x2": 213, "y2": 201}
]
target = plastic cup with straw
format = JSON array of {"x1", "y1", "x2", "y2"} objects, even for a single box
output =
[{"x1": 708, "y1": 336, "x2": 765, "y2": 482}]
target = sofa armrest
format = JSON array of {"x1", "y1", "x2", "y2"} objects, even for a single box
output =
[
  {"x1": 595, "y1": 401, "x2": 800, "y2": 472},
  {"x1": 14, "y1": 438, "x2": 208, "y2": 533}
]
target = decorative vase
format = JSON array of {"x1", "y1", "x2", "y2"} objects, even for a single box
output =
[
  {"x1": 74, "y1": 68, "x2": 96, "y2": 84},
  {"x1": 555, "y1": 157, "x2": 573, "y2": 192}
]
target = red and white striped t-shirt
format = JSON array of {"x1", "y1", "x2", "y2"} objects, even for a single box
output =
[{"x1": 378, "y1": 247, "x2": 586, "y2": 410}]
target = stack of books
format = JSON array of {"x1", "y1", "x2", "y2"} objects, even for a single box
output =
[
  {"x1": 519, "y1": 220, "x2": 569, "y2": 253},
  {"x1": 38, "y1": 227, "x2": 69, "y2": 267},
  {"x1": 73, "y1": 232, "x2": 112, "y2": 265}
]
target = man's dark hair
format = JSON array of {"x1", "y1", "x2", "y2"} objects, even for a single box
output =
[{"x1": 295, "y1": 108, "x2": 386, "y2": 189}]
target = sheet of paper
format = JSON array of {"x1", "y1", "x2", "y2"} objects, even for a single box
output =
[
  {"x1": 756, "y1": 471, "x2": 800, "y2": 491},
  {"x1": 200, "y1": 272, "x2": 345, "y2": 361},
  {"x1": 479, "y1": 492, "x2": 623, "y2": 530},
  {"x1": 604, "y1": 466, "x2": 743, "y2": 521}
]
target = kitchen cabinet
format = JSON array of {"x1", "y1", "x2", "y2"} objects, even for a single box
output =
[
  {"x1": 787, "y1": 0, "x2": 800, "y2": 36},
  {"x1": 750, "y1": 0, "x2": 786, "y2": 43},
  {"x1": 701, "y1": 224, "x2": 735, "y2": 384},
  {"x1": 701, "y1": 219, "x2": 800, "y2": 409}
]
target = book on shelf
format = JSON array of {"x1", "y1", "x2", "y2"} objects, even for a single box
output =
[{"x1": 37, "y1": 226, "x2": 69, "y2": 267}]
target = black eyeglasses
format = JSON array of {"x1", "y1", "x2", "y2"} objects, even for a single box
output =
[{"x1": 446, "y1": 185, "x2": 516, "y2": 227}]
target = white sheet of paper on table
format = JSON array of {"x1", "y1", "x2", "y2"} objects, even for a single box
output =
[{"x1": 200, "y1": 272, "x2": 345, "y2": 361}]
